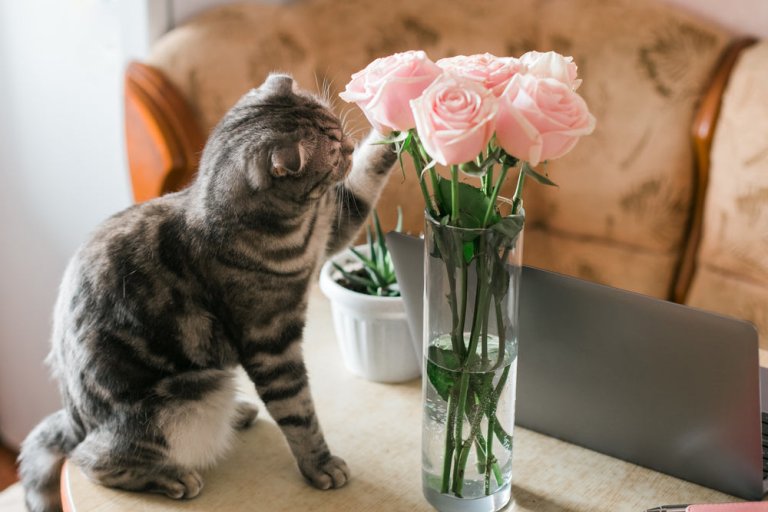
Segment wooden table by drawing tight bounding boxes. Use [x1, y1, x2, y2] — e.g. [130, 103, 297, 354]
[62, 287, 762, 512]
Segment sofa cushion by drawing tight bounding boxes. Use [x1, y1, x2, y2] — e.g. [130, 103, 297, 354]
[686, 41, 768, 346]
[147, 0, 729, 297]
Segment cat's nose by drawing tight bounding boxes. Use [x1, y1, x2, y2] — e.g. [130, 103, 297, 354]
[264, 73, 295, 95]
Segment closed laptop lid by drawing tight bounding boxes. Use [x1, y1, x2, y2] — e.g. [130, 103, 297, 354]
[386, 232, 763, 500]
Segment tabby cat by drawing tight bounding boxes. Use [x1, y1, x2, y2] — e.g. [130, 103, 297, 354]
[18, 73, 396, 512]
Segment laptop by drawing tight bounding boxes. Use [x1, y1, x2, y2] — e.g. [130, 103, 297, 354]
[386, 232, 766, 500]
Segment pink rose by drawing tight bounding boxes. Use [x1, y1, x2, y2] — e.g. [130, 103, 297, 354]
[410, 75, 498, 166]
[436, 53, 523, 96]
[495, 74, 596, 166]
[339, 50, 442, 133]
[520, 51, 582, 90]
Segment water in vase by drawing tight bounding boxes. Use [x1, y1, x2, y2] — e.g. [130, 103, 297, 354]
[422, 334, 517, 512]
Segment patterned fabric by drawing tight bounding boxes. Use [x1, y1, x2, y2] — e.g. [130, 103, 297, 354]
[147, 0, 730, 298]
[686, 41, 768, 347]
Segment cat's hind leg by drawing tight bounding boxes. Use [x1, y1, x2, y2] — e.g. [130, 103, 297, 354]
[71, 369, 242, 500]
[70, 428, 204, 499]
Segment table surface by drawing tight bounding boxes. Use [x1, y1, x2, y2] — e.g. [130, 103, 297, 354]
[63, 287, 766, 512]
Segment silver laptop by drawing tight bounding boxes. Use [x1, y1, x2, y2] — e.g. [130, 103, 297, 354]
[386, 232, 766, 500]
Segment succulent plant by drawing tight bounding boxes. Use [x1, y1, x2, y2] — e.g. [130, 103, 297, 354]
[332, 208, 402, 297]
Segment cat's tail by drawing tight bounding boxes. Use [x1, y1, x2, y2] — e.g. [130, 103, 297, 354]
[18, 409, 82, 512]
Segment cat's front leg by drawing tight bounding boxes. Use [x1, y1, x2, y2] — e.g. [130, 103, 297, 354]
[241, 326, 348, 489]
[325, 130, 397, 255]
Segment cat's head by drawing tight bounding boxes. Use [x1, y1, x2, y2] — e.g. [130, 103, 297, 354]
[201, 73, 354, 205]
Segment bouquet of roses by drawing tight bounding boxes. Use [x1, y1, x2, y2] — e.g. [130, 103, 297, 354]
[340, 50, 595, 225]
[340, 50, 595, 502]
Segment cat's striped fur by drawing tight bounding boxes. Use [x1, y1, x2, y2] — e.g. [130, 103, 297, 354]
[18, 74, 396, 512]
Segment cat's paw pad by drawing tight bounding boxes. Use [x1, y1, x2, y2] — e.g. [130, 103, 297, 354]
[300, 455, 349, 490]
[153, 471, 204, 499]
[233, 400, 259, 430]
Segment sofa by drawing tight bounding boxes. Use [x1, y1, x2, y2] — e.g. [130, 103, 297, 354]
[124, 0, 768, 346]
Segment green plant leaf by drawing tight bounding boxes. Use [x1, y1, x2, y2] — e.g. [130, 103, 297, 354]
[349, 246, 375, 268]
[462, 241, 474, 264]
[338, 207, 403, 296]
[362, 263, 387, 288]
[523, 164, 558, 187]
[332, 262, 376, 288]
[437, 178, 501, 229]
[373, 210, 387, 261]
[459, 161, 487, 177]
[426, 346, 461, 401]
[490, 216, 524, 241]
[366, 225, 374, 260]
[395, 206, 403, 233]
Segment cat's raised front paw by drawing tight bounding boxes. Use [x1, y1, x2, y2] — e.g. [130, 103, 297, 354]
[300, 454, 349, 490]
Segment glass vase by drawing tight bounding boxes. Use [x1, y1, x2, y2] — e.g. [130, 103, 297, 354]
[421, 205, 524, 512]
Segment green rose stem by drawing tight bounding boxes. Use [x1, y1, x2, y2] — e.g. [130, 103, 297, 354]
[511, 162, 529, 215]
[481, 163, 511, 227]
[451, 253, 494, 495]
[404, 136, 436, 217]
[481, 144, 495, 197]
[449, 165, 460, 224]
[484, 166, 494, 197]
[481, 289, 508, 493]
[441, 387, 459, 493]
[454, 402, 486, 496]
[457, 261, 469, 354]
[433, 230, 463, 357]
[450, 237, 516, 496]
[412, 131, 445, 212]
[408, 135, 467, 359]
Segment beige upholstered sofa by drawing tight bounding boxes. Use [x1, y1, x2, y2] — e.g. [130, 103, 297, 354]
[124, 0, 768, 346]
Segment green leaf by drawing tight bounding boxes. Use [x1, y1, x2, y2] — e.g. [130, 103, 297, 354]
[366, 225, 374, 260]
[462, 241, 474, 264]
[523, 164, 558, 187]
[372, 210, 387, 273]
[332, 262, 376, 288]
[426, 346, 461, 401]
[490, 216, 524, 241]
[349, 246, 375, 268]
[395, 206, 403, 233]
[362, 263, 387, 288]
[459, 161, 487, 177]
[437, 178, 501, 229]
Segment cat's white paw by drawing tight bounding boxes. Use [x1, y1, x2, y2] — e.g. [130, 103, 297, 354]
[233, 400, 259, 430]
[300, 455, 349, 490]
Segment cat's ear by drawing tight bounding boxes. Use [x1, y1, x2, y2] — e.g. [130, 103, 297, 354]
[270, 142, 308, 178]
[263, 73, 295, 96]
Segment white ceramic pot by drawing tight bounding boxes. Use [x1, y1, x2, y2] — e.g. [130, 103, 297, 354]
[319, 247, 421, 383]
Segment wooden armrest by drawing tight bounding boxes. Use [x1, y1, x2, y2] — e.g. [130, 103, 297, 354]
[124, 62, 206, 203]
[672, 37, 757, 303]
